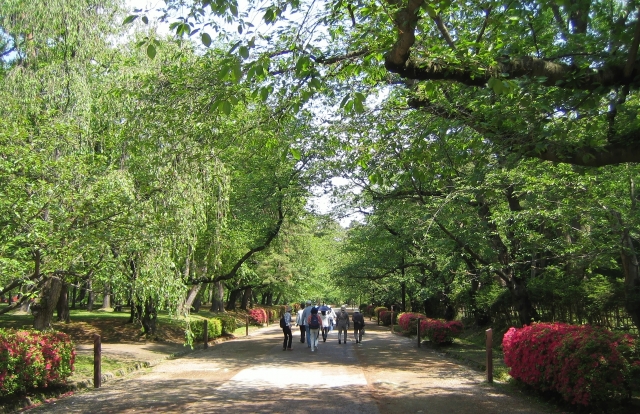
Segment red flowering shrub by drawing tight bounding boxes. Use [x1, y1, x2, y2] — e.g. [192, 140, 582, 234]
[502, 322, 637, 406]
[378, 310, 398, 326]
[0, 329, 75, 397]
[365, 305, 375, 317]
[248, 308, 268, 324]
[419, 319, 463, 345]
[373, 306, 387, 319]
[398, 312, 426, 332]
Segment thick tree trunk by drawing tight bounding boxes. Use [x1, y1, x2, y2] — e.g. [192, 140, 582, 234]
[508, 276, 539, 326]
[56, 283, 70, 323]
[128, 299, 135, 323]
[241, 287, 251, 310]
[226, 288, 242, 311]
[76, 283, 86, 305]
[71, 283, 77, 309]
[274, 292, 282, 305]
[101, 283, 111, 309]
[401, 282, 406, 312]
[621, 228, 640, 329]
[140, 299, 157, 336]
[210, 281, 225, 312]
[180, 284, 201, 315]
[266, 292, 273, 306]
[32, 277, 63, 330]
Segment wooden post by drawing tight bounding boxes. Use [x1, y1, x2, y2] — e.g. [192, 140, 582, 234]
[377, 310, 380, 326]
[93, 334, 101, 388]
[417, 318, 421, 347]
[390, 311, 394, 332]
[246, 315, 249, 336]
[486, 328, 493, 383]
[203, 319, 209, 349]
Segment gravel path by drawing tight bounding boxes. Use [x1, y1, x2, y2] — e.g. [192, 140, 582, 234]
[27, 324, 556, 413]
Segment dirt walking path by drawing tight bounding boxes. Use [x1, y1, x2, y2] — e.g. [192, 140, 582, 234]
[26, 324, 556, 413]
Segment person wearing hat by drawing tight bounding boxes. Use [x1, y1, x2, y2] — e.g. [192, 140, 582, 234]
[300, 300, 314, 348]
[296, 302, 306, 344]
[282, 306, 293, 351]
[336, 305, 350, 344]
[352, 308, 365, 344]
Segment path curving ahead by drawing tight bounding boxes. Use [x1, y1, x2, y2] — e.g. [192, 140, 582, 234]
[27, 324, 554, 413]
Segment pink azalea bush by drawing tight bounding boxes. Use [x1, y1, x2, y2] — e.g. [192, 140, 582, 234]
[248, 308, 268, 324]
[419, 318, 463, 344]
[0, 329, 75, 397]
[398, 312, 426, 332]
[378, 310, 398, 326]
[365, 305, 376, 317]
[502, 322, 638, 406]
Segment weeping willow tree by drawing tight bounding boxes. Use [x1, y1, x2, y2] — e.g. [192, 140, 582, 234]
[0, 1, 236, 332]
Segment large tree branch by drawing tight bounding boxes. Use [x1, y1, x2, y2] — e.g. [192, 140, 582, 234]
[388, 55, 633, 91]
[194, 198, 286, 285]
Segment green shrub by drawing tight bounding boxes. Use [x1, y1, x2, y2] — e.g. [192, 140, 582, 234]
[374, 306, 387, 318]
[191, 318, 223, 341]
[215, 314, 237, 334]
[0, 329, 75, 397]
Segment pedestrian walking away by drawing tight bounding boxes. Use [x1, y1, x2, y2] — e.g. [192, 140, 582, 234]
[301, 300, 313, 348]
[296, 302, 306, 343]
[320, 310, 331, 342]
[307, 307, 321, 352]
[352, 308, 365, 344]
[282, 306, 293, 350]
[336, 305, 350, 344]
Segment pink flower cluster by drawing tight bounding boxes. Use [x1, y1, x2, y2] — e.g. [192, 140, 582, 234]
[397, 312, 426, 331]
[418, 318, 463, 345]
[502, 322, 637, 406]
[0, 329, 75, 397]
[248, 308, 268, 324]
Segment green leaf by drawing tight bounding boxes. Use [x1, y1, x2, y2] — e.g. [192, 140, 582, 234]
[260, 86, 270, 102]
[123, 15, 138, 25]
[239, 46, 249, 59]
[201, 33, 212, 47]
[354, 99, 365, 113]
[146, 44, 156, 59]
[141, 16, 149, 25]
[232, 62, 242, 82]
[290, 148, 301, 160]
[221, 101, 232, 115]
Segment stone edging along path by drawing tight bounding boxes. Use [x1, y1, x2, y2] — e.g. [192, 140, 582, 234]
[23, 322, 556, 413]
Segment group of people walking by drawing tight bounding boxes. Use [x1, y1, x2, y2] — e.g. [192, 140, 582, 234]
[280, 301, 366, 351]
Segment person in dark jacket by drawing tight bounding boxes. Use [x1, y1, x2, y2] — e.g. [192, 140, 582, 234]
[352, 309, 365, 344]
[282, 306, 293, 350]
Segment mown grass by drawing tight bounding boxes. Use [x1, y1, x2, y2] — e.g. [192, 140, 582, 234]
[72, 355, 137, 380]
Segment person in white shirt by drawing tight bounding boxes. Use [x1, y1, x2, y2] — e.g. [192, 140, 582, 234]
[296, 302, 306, 343]
[320, 310, 331, 342]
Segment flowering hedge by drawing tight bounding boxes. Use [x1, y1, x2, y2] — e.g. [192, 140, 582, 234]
[248, 308, 268, 324]
[419, 319, 463, 345]
[378, 310, 398, 326]
[365, 305, 375, 317]
[397, 312, 426, 332]
[373, 306, 387, 319]
[503, 322, 638, 406]
[0, 329, 75, 397]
